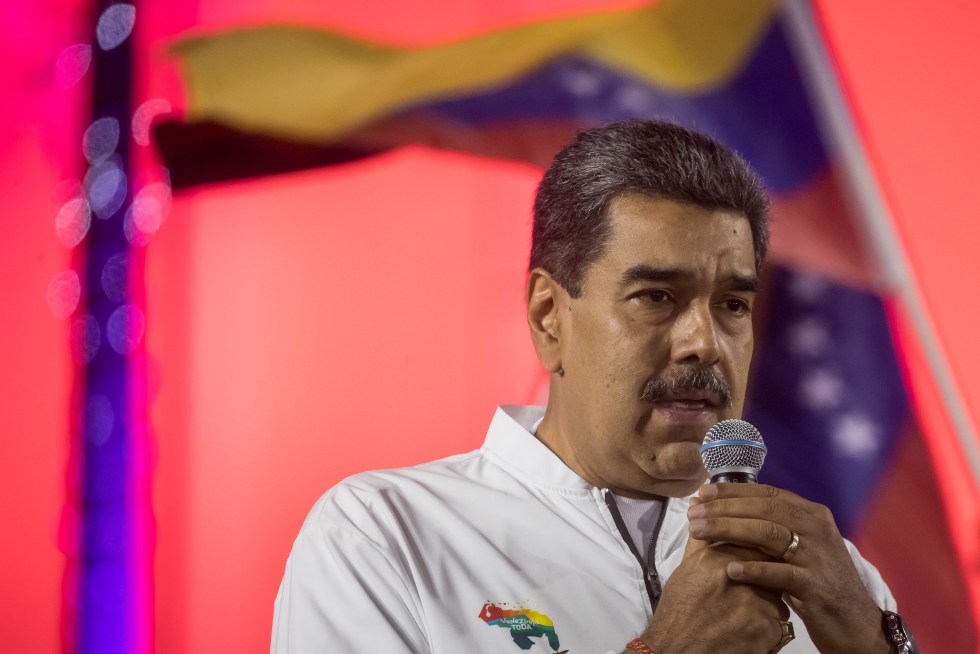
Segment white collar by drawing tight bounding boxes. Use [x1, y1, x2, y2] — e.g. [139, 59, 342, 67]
[480, 405, 595, 493]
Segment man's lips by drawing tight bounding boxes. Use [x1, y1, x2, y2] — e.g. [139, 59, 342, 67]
[653, 400, 713, 411]
[649, 397, 719, 424]
[650, 392, 722, 409]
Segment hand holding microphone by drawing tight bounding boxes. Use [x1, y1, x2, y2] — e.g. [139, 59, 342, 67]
[635, 419, 790, 654]
[690, 419, 894, 654]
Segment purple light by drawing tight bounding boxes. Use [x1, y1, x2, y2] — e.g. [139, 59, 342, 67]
[100, 253, 129, 303]
[69, 315, 101, 365]
[84, 395, 115, 447]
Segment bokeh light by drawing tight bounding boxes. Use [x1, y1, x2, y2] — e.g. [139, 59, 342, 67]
[132, 99, 173, 147]
[55, 197, 92, 248]
[55, 44, 92, 89]
[100, 253, 129, 303]
[96, 4, 136, 51]
[47, 270, 81, 320]
[85, 159, 128, 220]
[124, 182, 171, 246]
[124, 197, 161, 246]
[106, 304, 145, 355]
[70, 315, 102, 365]
[83, 118, 121, 165]
[138, 179, 172, 216]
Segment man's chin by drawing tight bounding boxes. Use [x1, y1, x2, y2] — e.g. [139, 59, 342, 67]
[635, 443, 709, 497]
[649, 474, 707, 498]
[625, 460, 707, 498]
[611, 477, 703, 499]
[643, 411, 735, 454]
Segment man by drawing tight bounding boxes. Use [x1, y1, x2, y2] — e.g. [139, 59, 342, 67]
[272, 120, 914, 653]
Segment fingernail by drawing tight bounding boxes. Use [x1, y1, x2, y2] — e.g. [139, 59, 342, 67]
[687, 503, 704, 518]
[699, 484, 718, 499]
[728, 562, 744, 579]
[689, 519, 706, 536]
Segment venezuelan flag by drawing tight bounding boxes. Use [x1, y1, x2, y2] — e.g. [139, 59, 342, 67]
[158, 0, 865, 283]
[159, 0, 788, 187]
[155, 0, 976, 649]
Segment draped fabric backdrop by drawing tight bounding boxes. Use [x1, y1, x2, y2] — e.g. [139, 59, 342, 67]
[2, 0, 980, 652]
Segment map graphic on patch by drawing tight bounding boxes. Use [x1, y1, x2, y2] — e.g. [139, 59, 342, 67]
[478, 602, 566, 651]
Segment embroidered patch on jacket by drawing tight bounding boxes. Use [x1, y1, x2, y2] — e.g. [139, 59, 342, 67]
[478, 602, 566, 652]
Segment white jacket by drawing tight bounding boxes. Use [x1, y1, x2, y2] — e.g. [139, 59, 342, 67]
[272, 405, 895, 653]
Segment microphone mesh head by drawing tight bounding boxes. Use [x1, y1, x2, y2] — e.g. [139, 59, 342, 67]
[700, 419, 766, 475]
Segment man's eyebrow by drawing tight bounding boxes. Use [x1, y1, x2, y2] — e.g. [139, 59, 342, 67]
[725, 274, 761, 294]
[619, 265, 760, 293]
[619, 265, 692, 288]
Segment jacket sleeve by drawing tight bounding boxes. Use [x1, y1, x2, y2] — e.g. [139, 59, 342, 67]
[271, 498, 429, 653]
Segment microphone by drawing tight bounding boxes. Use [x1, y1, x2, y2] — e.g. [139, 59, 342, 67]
[700, 419, 767, 484]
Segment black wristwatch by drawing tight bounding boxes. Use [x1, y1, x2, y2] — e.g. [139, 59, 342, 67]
[882, 610, 918, 653]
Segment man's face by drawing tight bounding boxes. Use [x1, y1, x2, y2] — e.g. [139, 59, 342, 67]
[548, 193, 758, 498]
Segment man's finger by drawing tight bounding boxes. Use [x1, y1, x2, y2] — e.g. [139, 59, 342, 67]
[699, 483, 803, 503]
[689, 496, 815, 524]
[682, 497, 709, 556]
[689, 516, 800, 559]
[682, 528, 710, 556]
[727, 560, 810, 597]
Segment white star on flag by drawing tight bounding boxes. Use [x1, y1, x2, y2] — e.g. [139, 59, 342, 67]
[560, 68, 603, 97]
[799, 369, 844, 410]
[614, 84, 655, 113]
[788, 271, 829, 303]
[786, 317, 830, 357]
[831, 413, 881, 461]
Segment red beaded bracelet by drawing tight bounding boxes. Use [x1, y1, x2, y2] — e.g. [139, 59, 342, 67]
[627, 638, 655, 654]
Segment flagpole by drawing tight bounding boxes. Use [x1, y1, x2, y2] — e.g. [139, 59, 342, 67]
[780, 0, 980, 492]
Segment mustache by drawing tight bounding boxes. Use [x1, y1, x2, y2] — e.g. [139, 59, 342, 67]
[640, 367, 732, 408]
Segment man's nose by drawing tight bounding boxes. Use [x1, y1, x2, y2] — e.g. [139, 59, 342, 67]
[670, 302, 722, 366]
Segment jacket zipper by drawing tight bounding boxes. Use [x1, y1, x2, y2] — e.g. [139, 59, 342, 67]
[603, 490, 669, 615]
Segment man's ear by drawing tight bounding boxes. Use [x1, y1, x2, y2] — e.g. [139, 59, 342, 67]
[526, 268, 565, 374]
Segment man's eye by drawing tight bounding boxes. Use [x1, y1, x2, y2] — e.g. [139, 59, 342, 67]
[641, 290, 671, 303]
[723, 298, 750, 315]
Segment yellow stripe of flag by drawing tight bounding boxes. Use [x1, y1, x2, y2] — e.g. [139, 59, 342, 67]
[171, 0, 775, 142]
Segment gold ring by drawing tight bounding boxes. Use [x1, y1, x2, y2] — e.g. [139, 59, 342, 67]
[781, 531, 801, 562]
[774, 620, 795, 651]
